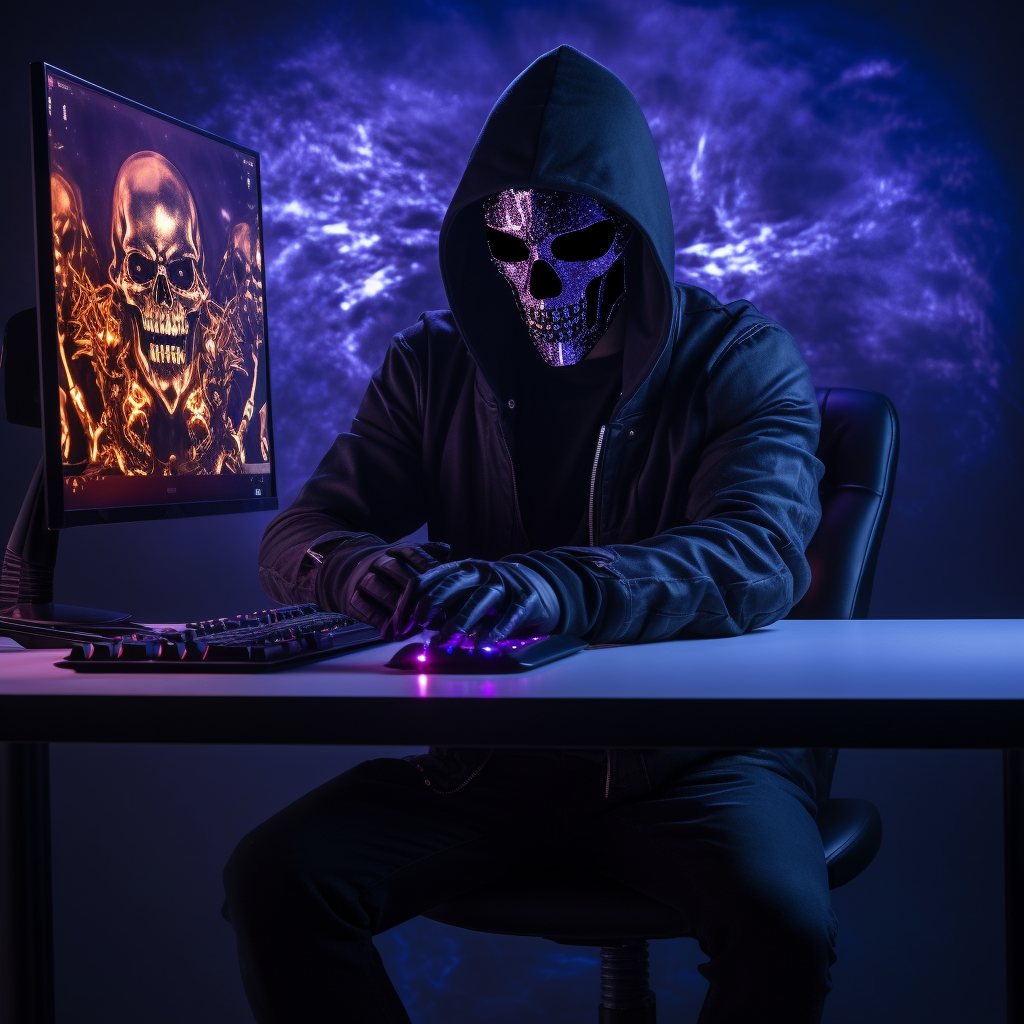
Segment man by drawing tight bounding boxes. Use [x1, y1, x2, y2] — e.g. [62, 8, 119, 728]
[224, 46, 834, 1022]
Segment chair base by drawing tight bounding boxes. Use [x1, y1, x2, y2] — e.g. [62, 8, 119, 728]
[598, 994, 656, 1023]
[598, 941, 657, 1023]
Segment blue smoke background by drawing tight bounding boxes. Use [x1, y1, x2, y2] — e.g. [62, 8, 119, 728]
[192, 2, 1010, 518]
[175, 0, 1021, 621]
[0, 0, 1020, 1021]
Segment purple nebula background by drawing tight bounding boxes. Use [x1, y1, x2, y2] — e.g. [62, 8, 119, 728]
[185, 1, 1009, 524]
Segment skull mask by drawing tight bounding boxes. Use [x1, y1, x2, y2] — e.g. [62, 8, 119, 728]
[110, 152, 209, 414]
[482, 189, 631, 366]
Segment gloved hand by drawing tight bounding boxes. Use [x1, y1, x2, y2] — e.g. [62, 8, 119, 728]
[390, 558, 561, 642]
[322, 541, 453, 636]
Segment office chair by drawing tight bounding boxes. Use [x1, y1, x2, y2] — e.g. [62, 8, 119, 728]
[423, 387, 900, 1022]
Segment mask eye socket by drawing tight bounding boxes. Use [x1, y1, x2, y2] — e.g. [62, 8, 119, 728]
[486, 228, 530, 262]
[166, 258, 196, 290]
[550, 220, 616, 262]
[127, 253, 157, 284]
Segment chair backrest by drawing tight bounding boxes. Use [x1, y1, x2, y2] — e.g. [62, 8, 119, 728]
[788, 387, 899, 620]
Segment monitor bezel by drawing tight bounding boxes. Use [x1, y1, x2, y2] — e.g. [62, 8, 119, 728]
[29, 61, 279, 529]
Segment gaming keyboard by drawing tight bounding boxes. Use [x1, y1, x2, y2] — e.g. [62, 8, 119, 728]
[387, 633, 588, 673]
[60, 604, 380, 672]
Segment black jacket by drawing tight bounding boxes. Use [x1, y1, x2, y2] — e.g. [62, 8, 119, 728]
[259, 47, 826, 799]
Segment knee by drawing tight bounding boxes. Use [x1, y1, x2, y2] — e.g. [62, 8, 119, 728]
[223, 817, 296, 920]
[696, 875, 837, 1016]
[762, 886, 835, 960]
[731, 873, 837, 977]
[223, 804, 353, 932]
[701, 853, 836, 961]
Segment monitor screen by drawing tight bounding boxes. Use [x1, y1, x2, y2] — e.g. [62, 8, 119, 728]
[30, 63, 277, 527]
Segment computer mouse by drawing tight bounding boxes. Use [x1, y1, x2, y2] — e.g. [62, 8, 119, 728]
[387, 633, 587, 673]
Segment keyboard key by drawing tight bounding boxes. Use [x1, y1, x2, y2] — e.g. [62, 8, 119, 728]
[121, 641, 164, 660]
[251, 639, 304, 662]
[69, 640, 122, 660]
[184, 639, 209, 661]
[206, 644, 253, 662]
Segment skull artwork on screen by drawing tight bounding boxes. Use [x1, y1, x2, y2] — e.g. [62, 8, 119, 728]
[110, 152, 209, 416]
[51, 152, 266, 477]
[483, 189, 631, 366]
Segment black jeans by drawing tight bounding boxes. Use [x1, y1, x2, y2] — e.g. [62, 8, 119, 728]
[223, 750, 838, 1023]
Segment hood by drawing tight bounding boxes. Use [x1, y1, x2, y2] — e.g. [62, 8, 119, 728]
[439, 45, 676, 410]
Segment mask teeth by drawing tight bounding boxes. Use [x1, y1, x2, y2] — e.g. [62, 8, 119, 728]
[525, 300, 584, 337]
[523, 298, 599, 366]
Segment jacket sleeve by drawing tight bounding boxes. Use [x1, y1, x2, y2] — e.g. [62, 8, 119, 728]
[257, 331, 427, 605]
[514, 323, 823, 642]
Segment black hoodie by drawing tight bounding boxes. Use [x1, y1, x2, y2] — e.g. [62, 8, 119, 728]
[259, 45, 823, 652]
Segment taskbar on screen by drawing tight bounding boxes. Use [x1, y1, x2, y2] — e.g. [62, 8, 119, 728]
[63, 467, 273, 511]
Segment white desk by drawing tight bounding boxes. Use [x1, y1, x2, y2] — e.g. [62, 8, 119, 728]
[1, 619, 1022, 745]
[2, 618, 1023, 1023]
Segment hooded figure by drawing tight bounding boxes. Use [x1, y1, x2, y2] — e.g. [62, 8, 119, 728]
[259, 44, 823, 648]
[232, 47, 836, 1022]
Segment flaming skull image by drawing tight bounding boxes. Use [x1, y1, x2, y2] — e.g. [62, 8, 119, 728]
[111, 153, 209, 416]
[51, 152, 267, 477]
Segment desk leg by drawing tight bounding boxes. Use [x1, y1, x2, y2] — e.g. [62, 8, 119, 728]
[1005, 749, 1024, 1024]
[0, 743, 55, 1024]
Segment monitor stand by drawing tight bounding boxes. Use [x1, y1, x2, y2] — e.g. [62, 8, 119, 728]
[0, 457, 132, 630]
[1, 307, 132, 644]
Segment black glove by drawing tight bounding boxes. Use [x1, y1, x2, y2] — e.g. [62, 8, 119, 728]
[349, 542, 455, 636]
[391, 558, 561, 642]
[316, 539, 452, 636]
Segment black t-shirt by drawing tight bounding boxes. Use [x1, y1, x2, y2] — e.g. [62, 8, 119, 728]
[513, 350, 623, 551]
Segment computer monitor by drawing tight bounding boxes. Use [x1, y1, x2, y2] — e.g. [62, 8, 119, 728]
[0, 62, 277, 626]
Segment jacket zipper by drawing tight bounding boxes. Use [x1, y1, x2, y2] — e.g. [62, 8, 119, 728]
[588, 424, 607, 546]
[428, 752, 493, 794]
[498, 427, 524, 544]
[605, 751, 612, 799]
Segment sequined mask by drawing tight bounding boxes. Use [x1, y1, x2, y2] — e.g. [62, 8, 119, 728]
[483, 189, 631, 366]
